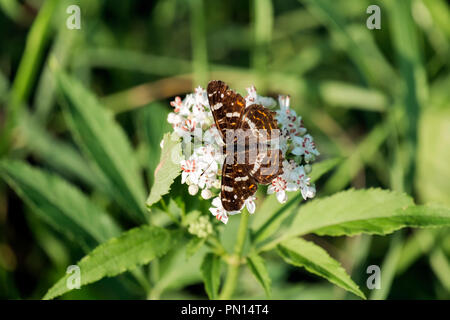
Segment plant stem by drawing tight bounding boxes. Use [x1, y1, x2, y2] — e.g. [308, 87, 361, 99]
[219, 211, 250, 300]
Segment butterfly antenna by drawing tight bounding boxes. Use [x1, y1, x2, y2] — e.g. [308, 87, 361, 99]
[199, 160, 216, 178]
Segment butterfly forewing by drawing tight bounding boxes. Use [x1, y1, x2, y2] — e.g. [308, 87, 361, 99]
[207, 80, 246, 139]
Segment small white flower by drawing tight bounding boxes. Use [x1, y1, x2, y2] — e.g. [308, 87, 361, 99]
[194, 86, 209, 107]
[268, 176, 288, 203]
[203, 126, 223, 147]
[209, 197, 229, 224]
[245, 85, 276, 108]
[291, 165, 316, 200]
[188, 184, 199, 195]
[167, 112, 183, 126]
[276, 95, 307, 139]
[170, 96, 183, 113]
[302, 183, 316, 200]
[170, 96, 190, 116]
[181, 159, 200, 185]
[201, 188, 213, 199]
[244, 196, 256, 214]
[292, 134, 320, 162]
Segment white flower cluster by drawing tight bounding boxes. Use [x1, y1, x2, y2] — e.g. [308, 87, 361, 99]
[167, 85, 319, 224]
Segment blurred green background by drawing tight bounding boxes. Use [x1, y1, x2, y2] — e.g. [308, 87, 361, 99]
[0, 0, 449, 299]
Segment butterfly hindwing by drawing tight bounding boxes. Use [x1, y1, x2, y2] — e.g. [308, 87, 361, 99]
[240, 104, 279, 139]
[207, 80, 246, 139]
[250, 149, 284, 185]
[241, 104, 284, 184]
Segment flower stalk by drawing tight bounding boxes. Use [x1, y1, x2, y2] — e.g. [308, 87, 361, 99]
[219, 211, 250, 300]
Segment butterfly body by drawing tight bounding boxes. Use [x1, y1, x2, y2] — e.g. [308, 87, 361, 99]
[207, 80, 283, 211]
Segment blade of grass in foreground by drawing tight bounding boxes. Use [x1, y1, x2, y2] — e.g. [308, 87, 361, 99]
[0, 0, 59, 154]
[0, 160, 121, 250]
[56, 72, 148, 223]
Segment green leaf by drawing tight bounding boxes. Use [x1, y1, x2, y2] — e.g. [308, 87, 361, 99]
[277, 238, 365, 299]
[43, 226, 173, 300]
[246, 252, 271, 297]
[0, 160, 121, 250]
[288, 188, 416, 237]
[146, 132, 182, 208]
[56, 72, 147, 223]
[200, 252, 222, 300]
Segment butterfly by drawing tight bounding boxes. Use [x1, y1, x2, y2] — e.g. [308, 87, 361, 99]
[207, 80, 284, 211]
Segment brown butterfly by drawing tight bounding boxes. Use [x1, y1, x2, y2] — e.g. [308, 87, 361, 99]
[207, 80, 283, 211]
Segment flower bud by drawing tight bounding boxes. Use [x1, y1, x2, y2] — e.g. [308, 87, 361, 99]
[201, 189, 213, 199]
[304, 164, 312, 174]
[188, 184, 199, 195]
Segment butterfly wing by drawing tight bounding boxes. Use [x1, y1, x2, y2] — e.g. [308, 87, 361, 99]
[207, 80, 246, 139]
[221, 161, 258, 211]
[250, 149, 284, 185]
[240, 104, 279, 137]
[241, 104, 284, 184]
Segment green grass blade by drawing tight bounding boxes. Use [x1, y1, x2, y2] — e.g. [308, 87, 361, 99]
[0, 0, 59, 154]
[0, 160, 121, 249]
[189, 0, 208, 86]
[318, 81, 388, 112]
[252, 0, 273, 86]
[429, 247, 450, 292]
[19, 112, 108, 191]
[323, 123, 390, 194]
[370, 232, 404, 300]
[56, 72, 147, 223]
